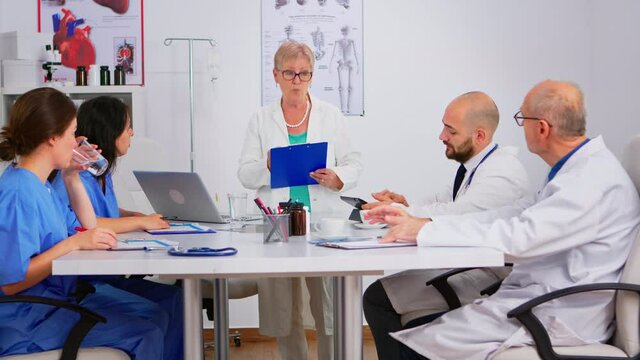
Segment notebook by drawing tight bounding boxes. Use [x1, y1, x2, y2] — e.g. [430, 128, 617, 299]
[133, 171, 228, 223]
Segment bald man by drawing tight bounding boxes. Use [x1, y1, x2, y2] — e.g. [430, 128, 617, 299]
[368, 80, 640, 359]
[363, 91, 530, 360]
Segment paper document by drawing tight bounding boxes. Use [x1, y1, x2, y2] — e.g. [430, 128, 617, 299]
[270, 142, 328, 188]
[317, 239, 416, 250]
[110, 239, 179, 251]
[309, 236, 377, 245]
[146, 223, 215, 235]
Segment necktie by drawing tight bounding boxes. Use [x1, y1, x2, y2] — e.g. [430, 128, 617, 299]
[452, 164, 467, 201]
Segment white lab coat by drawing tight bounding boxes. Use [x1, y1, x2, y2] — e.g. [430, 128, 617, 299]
[237, 95, 362, 337]
[381, 144, 530, 315]
[392, 136, 640, 360]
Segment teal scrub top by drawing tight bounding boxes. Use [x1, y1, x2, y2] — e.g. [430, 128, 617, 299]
[288, 132, 311, 211]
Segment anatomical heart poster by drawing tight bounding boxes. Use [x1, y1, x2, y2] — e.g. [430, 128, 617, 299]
[38, 0, 144, 85]
[262, 0, 364, 116]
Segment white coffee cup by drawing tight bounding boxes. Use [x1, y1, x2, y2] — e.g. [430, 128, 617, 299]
[312, 218, 347, 237]
[359, 209, 370, 223]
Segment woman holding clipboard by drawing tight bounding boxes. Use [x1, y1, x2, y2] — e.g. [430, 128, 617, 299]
[238, 41, 362, 359]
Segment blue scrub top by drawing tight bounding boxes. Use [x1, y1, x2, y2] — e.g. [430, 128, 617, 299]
[0, 164, 82, 352]
[52, 171, 120, 218]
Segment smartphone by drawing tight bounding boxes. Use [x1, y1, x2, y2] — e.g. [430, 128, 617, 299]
[340, 196, 367, 210]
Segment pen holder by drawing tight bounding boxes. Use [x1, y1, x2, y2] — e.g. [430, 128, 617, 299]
[263, 214, 290, 243]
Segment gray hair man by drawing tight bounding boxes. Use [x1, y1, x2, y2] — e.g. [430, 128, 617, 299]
[367, 80, 640, 359]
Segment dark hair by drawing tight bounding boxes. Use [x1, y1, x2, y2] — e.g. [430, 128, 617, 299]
[0, 87, 76, 161]
[76, 96, 130, 177]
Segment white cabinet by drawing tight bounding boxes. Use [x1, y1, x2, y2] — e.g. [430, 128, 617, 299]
[1, 85, 146, 135]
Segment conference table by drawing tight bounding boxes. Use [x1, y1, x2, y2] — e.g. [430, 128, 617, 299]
[52, 223, 504, 360]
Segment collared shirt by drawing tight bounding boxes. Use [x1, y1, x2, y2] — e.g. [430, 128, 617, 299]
[547, 138, 591, 182]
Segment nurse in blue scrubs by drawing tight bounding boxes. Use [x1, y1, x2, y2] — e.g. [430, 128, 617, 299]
[52, 96, 169, 232]
[0, 88, 180, 359]
[51, 96, 184, 358]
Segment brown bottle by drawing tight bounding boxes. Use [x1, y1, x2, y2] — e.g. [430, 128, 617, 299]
[289, 202, 306, 236]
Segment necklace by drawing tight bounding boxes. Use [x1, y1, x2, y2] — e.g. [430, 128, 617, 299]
[285, 99, 310, 128]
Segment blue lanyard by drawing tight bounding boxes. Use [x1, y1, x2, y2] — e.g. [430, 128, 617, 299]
[168, 247, 238, 257]
[465, 144, 499, 188]
[547, 138, 590, 182]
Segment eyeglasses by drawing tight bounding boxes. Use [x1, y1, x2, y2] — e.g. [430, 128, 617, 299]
[513, 110, 551, 127]
[281, 70, 313, 82]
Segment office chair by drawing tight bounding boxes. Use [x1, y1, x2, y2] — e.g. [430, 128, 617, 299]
[489, 134, 640, 360]
[0, 295, 129, 360]
[492, 231, 640, 359]
[201, 278, 259, 347]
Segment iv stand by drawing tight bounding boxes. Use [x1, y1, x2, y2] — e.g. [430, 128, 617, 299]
[163, 37, 216, 173]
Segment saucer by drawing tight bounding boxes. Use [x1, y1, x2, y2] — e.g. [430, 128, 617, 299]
[354, 222, 387, 230]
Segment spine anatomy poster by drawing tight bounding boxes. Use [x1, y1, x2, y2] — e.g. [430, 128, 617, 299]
[38, 0, 144, 85]
[262, 0, 364, 116]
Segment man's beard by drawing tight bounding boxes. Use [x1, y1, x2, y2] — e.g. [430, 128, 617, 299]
[445, 137, 474, 163]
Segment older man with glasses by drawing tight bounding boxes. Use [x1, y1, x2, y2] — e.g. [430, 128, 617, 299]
[366, 80, 640, 360]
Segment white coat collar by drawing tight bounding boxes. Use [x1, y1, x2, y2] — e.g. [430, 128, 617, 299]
[463, 142, 497, 172]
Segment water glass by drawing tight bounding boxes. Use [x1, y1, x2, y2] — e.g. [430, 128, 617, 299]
[72, 139, 109, 176]
[228, 192, 248, 228]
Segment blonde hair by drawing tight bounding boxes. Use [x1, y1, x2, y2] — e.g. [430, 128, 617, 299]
[273, 41, 314, 70]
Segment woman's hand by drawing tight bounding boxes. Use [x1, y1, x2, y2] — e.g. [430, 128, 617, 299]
[310, 168, 344, 191]
[69, 227, 118, 250]
[138, 214, 170, 231]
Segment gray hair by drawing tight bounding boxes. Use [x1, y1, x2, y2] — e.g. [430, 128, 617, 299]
[528, 80, 586, 137]
[273, 41, 314, 70]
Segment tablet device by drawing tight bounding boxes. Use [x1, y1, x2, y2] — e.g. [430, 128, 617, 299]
[340, 196, 367, 210]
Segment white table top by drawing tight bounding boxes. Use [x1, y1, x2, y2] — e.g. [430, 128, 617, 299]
[53, 224, 504, 278]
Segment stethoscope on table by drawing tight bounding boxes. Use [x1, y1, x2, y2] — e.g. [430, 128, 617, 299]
[168, 247, 238, 257]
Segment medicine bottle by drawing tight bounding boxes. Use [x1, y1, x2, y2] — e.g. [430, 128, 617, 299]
[289, 202, 306, 236]
[76, 66, 87, 86]
[114, 65, 126, 85]
[100, 66, 110, 85]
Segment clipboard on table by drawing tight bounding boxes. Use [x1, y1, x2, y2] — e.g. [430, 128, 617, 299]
[145, 223, 216, 235]
[270, 142, 328, 189]
[317, 239, 416, 250]
[110, 239, 179, 251]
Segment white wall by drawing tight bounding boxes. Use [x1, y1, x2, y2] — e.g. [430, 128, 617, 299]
[2, 0, 640, 328]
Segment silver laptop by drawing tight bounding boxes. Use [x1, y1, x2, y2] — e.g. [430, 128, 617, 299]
[133, 171, 227, 223]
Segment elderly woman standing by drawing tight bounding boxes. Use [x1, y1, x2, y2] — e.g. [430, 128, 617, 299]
[238, 41, 362, 359]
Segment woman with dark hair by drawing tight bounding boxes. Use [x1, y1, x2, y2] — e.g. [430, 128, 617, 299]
[0, 87, 180, 359]
[53, 96, 169, 232]
[51, 95, 184, 359]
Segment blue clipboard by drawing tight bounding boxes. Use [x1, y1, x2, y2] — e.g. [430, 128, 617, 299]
[145, 223, 216, 235]
[270, 142, 328, 189]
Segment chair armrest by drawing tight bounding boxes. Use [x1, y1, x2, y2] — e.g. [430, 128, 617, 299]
[425, 268, 475, 310]
[480, 279, 504, 296]
[0, 295, 107, 360]
[506, 283, 640, 360]
[425, 264, 513, 310]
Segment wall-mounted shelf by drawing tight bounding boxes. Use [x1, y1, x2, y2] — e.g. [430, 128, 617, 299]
[1, 85, 146, 134]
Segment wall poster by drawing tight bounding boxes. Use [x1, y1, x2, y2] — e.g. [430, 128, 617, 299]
[38, 0, 144, 85]
[262, 0, 364, 116]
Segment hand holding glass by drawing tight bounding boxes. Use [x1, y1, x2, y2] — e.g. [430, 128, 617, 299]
[72, 139, 108, 176]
